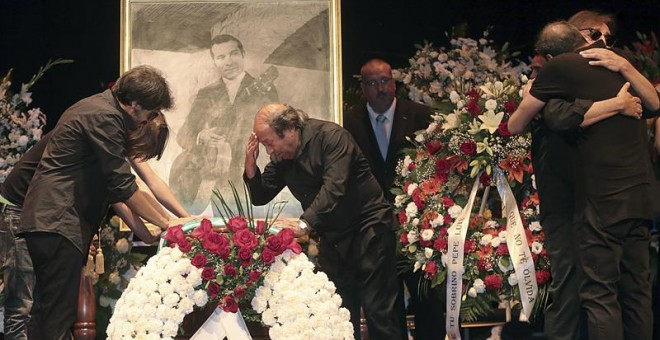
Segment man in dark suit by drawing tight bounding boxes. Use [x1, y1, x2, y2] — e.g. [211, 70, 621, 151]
[244, 103, 401, 340]
[344, 59, 443, 340]
[508, 21, 659, 340]
[171, 34, 278, 213]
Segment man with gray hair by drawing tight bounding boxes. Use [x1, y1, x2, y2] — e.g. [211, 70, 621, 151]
[508, 20, 659, 340]
[244, 103, 401, 339]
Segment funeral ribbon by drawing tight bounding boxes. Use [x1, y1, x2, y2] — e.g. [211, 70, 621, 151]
[494, 167, 538, 322]
[445, 176, 481, 340]
[445, 168, 538, 339]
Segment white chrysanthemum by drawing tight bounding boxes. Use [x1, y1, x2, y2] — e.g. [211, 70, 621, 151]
[498, 230, 508, 243]
[473, 278, 486, 293]
[508, 274, 518, 286]
[490, 237, 501, 248]
[480, 234, 493, 246]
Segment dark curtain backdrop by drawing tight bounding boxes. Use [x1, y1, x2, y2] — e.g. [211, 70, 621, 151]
[1, 0, 658, 132]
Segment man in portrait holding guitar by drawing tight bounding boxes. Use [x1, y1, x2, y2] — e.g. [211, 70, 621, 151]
[171, 34, 278, 214]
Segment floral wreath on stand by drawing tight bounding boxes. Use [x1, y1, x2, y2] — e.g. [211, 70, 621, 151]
[107, 185, 353, 340]
[393, 78, 551, 329]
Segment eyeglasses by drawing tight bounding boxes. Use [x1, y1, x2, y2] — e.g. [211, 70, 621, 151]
[581, 28, 615, 47]
[362, 78, 392, 87]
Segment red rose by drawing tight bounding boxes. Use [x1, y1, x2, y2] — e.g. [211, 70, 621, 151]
[191, 253, 207, 268]
[224, 264, 237, 276]
[178, 240, 192, 253]
[249, 270, 262, 282]
[400, 232, 409, 246]
[484, 274, 503, 290]
[261, 248, 276, 264]
[163, 225, 185, 245]
[433, 237, 447, 252]
[466, 99, 482, 117]
[221, 295, 238, 313]
[191, 218, 213, 240]
[439, 227, 448, 236]
[217, 245, 231, 260]
[497, 122, 511, 137]
[226, 216, 248, 233]
[408, 162, 416, 171]
[238, 247, 253, 263]
[443, 214, 453, 225]
[234, 285, 246, 299]
[459, 141, 477, 155]
[425, 140, 443, 155]
[201, 267, 215, 281]
[503, 101, 517, 114]
[255, 220, 267, 235]
[436, 159, 451, 175]
[278, 228, 295, 247]
[203, 232, 229, 254]
[233, 229, 258, 250]
[412, 193, 426, 210]
[266, 235, 284, 253]
[207, 282, 221, 298]
[424, 261, 438, 279]
[496, 243, 509, 256]
[441, 196, 454, 208]
[536, 270, 552, 285]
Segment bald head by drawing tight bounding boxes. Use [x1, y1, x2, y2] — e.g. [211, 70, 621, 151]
[535, 21, 586, 57]
[360, 58, 396, 113]
[254, 103, 308, 138]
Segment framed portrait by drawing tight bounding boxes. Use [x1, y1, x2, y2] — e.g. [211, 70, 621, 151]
[120, 0, 342, 218]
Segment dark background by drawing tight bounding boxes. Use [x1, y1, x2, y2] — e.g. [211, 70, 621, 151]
[1, 0, 659, 132]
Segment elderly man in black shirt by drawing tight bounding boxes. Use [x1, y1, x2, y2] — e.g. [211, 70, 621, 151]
[244, 103, 401, 340]
[509, 21, 659, 340]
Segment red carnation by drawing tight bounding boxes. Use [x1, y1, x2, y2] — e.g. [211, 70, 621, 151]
[441, 196, 454, 208]
[503, 101, 517, 114]
[459, 141, 477, 156]
[221, 295, 238, 313]
[477, 258, 492, 271]
[464, 240, 476, 253]
[536, 270, 552, 285]
[436, 159, 451, 175]
[466, 100, 482, 117]
[424, 261, 438, 279]
[425, 140, 443, 155]
[226, 216, 248, 233]
[398, 211, 408, 225]
[496, 243, 509, 256]
[400, 233, 409, 246]
[443, 214, 453, 225]
[201, 267, 215, 281]
[224, 264, 237, 276]
[497, 122, 512, 137]
[191, 253, 207, 268]
[433, 238, 448, 252]
[484, 274, 503, 290]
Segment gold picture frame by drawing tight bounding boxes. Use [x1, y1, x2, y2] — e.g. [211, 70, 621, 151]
[120, 0, 342, 218]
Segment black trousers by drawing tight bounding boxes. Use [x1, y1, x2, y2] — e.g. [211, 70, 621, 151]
[579, 209, 652, 340]
[542, 214, 584, 340]
[24, 232, 83, 340]
[318, 227, 401, 340]
[398, 270, 446, 340]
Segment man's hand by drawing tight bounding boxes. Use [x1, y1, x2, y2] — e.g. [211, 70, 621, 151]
[580, 48, 630, 73]
[522, 78, 534, 98]
[272, 219, 309, 238]
[616, 82, 643, 119]
[655, 118, 660, 154]
[167, 216, 199, 228]
[244, 132, 259, 179]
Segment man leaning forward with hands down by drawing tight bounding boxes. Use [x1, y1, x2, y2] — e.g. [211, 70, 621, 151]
[243, 103, 401, 339]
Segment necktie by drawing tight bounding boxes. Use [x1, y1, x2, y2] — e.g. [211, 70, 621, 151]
[374, 114, 389, 160]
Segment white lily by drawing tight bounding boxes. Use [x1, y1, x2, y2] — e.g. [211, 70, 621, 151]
[478, 110, 504, 134]
[477, 137, 493, 156]
[442, 112, 460, 130]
